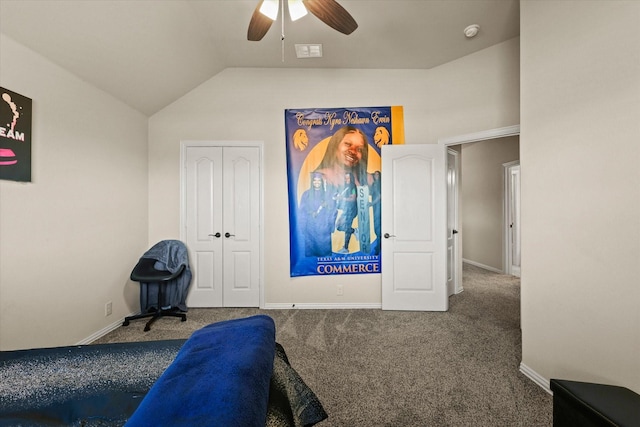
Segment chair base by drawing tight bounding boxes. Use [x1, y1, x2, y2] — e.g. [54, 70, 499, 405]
[123, 308, 187, 332]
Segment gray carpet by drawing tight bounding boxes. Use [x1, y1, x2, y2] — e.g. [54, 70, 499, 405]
[94, 263, 553, 426]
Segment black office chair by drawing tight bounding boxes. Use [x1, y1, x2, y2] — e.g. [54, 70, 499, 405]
[123, 258, 187, 332]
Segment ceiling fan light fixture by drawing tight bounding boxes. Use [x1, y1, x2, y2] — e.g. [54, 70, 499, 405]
[248, 0, 358, 41]
[259, 0, 279, 20]
[288, 0, 308, 21]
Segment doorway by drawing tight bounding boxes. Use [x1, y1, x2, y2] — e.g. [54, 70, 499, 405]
[440, 125, 520, 292]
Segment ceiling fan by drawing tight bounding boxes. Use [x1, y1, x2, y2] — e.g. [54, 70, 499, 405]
[247, 0, 358, 41]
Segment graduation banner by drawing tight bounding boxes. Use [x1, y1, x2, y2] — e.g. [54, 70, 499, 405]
[285, 106, 405, 277]
[0, 87, 32, 182]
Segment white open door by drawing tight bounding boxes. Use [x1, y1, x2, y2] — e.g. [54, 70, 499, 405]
[381, 144, 448, 311]
[504, 162, 521, 277]
[446, 148, 461, 296]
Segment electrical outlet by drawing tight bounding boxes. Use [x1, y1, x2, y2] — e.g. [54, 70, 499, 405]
[337, 284, 344, 296]
[105, 301, 112, 317]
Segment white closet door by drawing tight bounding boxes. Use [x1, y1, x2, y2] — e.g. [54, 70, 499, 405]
[221, 146, 261, 307]
[184, 144, 261, 307]
[185, 146, 224, 307]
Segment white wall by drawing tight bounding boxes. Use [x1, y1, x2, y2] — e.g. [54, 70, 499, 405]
[148, 38, 520, 307]
[520, 1, 640, 392]
[461, 136, 519, 270]
[0, 35, 149, 350]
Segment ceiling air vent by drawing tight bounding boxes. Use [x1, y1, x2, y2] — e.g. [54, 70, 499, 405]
[295, 44, 323, 58]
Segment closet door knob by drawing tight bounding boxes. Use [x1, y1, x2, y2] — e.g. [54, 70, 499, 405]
[225, 232, 235, 238]
[383, 233, 395, 239]
[208, 232, 221, 238]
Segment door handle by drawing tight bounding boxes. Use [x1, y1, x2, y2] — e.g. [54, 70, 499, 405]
[225, 232, 235, 238]
[452, 229, 458, 235]
[383, 233, 395, 239]
[208, 232, 221, 238]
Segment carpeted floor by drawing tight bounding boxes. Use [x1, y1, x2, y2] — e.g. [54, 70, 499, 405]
[94, 263, 553, 426]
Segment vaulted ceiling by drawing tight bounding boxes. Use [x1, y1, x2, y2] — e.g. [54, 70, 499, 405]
[0, 0, 519, 115]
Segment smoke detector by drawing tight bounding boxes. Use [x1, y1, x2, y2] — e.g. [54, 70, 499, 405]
[464, 24, 480, 38]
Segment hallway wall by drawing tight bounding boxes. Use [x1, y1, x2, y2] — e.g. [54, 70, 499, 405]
[461, 136, 519, 271]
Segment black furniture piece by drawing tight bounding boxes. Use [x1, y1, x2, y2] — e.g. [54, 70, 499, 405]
[551, 379, 640, 427]
[123, 258, 187, 331]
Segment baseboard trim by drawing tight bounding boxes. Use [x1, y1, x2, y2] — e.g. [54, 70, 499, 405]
[77, 311, 138, 345]
[263, 303, 382, 310]
[77, 319, 124, 345]
[519, 362, 552, 395]
[462, 259, 503, 274]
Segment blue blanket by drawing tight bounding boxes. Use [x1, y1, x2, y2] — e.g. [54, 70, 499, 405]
[125, 315, 276, 427]
[139, 240, 192, 312]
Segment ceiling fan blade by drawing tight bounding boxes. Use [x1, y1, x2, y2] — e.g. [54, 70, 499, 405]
[248, 0, 275, 41]
[302, 0, 358, 35]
